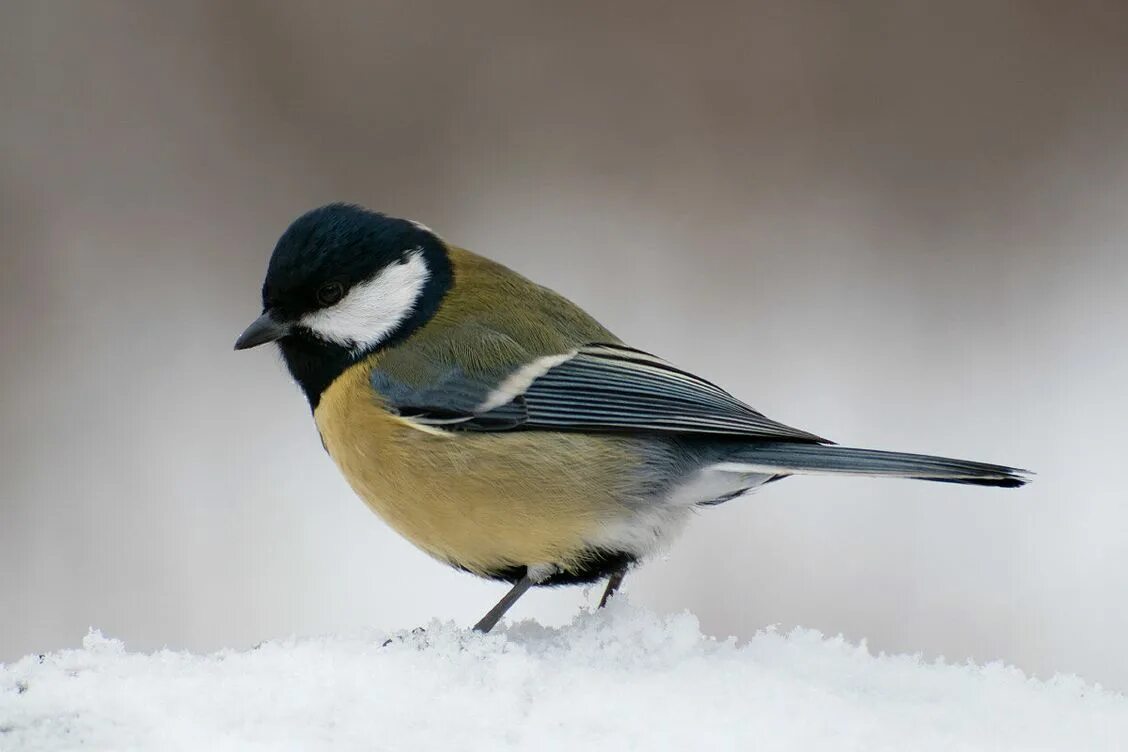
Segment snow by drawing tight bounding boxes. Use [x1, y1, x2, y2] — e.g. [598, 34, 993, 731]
[2, 603, 1126, 751]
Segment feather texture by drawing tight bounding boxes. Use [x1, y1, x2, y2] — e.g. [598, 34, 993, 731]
[712, 443, 1030, 487]
[371, 341, 825, 442]
[466, 343, 827, 441]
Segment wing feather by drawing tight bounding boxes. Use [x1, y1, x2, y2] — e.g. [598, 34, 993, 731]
[464, 343, 827, 442]
[371, 338, 826, 442]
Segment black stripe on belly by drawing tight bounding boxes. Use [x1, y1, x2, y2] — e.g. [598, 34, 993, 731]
[463, 549, 638, 586]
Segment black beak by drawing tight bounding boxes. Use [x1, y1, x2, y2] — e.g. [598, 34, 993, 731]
[234, 311, 292, 350]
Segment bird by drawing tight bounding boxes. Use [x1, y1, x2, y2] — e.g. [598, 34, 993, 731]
[235, 203, 1029, 633]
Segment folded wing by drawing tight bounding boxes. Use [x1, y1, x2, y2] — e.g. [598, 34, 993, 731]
[379, 341, 827, 442]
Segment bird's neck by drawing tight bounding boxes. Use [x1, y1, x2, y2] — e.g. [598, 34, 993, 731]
[280, 239, 454, 410]
[277, 337, 359, 410]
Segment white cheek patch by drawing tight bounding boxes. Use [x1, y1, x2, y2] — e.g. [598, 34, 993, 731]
[301, 250, 430, 351]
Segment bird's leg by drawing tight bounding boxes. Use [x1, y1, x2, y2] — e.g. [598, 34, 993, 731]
[473, 574, 536, 633]
[598, 567, 627, 609]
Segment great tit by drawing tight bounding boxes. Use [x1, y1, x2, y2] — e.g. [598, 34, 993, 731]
[235, 203, 1029, 632]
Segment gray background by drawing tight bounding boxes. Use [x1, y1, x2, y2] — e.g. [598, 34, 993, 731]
[3, 1, 1127, 689]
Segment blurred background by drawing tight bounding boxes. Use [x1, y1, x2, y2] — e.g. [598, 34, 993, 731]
[3, 1, 1127, 689]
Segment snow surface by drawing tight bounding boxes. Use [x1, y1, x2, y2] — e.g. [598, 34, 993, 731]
[2, 603, 1126, 751]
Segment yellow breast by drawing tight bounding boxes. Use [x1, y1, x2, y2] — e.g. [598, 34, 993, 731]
[313, 359, 640, 577]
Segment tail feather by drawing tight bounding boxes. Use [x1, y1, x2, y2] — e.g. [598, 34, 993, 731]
[716, 443, 1030, 488]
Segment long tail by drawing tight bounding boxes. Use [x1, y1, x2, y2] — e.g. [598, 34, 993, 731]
[718, 443, 1030, 488]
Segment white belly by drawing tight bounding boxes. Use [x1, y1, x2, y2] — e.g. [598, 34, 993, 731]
[585, 466, 776, 561]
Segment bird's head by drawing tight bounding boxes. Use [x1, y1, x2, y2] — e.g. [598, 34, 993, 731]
[235, 203, 452, 405]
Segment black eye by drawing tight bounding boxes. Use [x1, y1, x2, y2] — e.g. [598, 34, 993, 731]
[316, 281, 345, 306]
